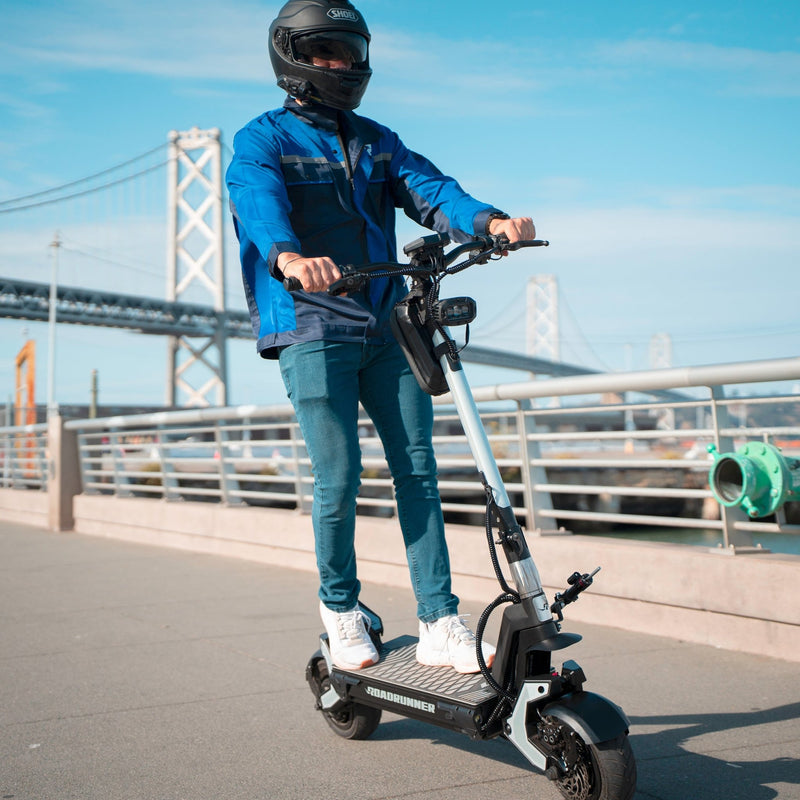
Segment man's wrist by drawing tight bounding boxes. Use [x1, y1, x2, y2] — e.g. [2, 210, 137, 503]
[485, 212, 510, 234]
[275, 252, 303, 279]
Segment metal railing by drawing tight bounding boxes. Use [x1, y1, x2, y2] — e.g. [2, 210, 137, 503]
[0, 422, 49, 490]
[3, 356, 798, 552]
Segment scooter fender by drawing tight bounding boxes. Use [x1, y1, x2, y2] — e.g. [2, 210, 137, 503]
[542, 690, 630, 744]
[306, 644, 350, 713]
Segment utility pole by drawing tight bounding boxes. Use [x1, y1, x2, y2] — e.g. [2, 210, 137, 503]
[47, 232, 61, 417]
[90, 369, 98, 419]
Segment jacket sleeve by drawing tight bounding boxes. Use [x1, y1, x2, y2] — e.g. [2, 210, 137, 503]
[387, 133, 503, 243]
[225, 121, 301, 275]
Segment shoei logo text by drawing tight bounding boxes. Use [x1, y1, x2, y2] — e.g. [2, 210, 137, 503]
[365, 687, 435, 714]
[328, 8, 360, 21]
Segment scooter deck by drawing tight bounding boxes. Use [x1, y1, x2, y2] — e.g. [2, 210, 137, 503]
[334, 634, 497, 707]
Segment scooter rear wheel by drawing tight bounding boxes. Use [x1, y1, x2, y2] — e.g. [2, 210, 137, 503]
[538, 716, 636, 800]
[307, 655, 382, 740]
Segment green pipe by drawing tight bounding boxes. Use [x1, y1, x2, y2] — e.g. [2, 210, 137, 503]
[707, 442, 800, 518]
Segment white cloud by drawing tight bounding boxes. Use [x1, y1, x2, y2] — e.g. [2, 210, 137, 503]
[0, 4, 571, 104]
[6, 1, 795, 118]
[657, 185, 800, 214]
[1, 0, 275, 81]
[593, 39, 800, 96]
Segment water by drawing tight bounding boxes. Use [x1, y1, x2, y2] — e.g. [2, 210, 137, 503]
[593, 526, 800, 556]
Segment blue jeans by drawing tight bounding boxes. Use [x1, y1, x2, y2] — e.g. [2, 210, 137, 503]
[279, 339, 459, 623]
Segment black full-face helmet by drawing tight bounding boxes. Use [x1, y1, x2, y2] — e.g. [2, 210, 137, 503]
[269, 0, 372, 110]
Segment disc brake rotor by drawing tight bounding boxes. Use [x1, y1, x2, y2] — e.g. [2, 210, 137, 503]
[536, 715, 596, 800]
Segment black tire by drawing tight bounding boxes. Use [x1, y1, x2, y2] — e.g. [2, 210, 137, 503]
[538, 716, 636, 800]
[306, 656, 382, 740]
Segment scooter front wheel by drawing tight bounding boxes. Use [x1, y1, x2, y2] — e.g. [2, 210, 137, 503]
[307, 655, 382, 740]
[537, 716, 636, 800]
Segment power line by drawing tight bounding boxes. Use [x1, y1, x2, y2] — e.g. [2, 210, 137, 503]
[556, 284, 615, 372]
[59, 237, 246, 308]
[0, 160, 171, 215]
[59, 243, 164, 281]
[475, 296, 526, 338]
[0, 143, 167, 210]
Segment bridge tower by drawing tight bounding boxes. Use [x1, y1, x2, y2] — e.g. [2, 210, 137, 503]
[165, 127, 228, 407]
[649, 332, 673, 370]
[526, 274, 560, 407]
[649, 332, 675, 430]
[526, 275, 560, 364]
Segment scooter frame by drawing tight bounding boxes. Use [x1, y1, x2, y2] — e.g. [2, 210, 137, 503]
[303, 233, 636, 800]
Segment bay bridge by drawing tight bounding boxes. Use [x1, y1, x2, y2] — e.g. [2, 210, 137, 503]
[1, 126, 653, 412]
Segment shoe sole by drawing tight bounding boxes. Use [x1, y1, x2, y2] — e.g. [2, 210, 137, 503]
[331, 654, 379, 670]
[416, 651, 495, 674]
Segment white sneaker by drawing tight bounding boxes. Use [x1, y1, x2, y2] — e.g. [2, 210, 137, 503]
[319, 601, 379, 670]
[416, 615, 496, 674]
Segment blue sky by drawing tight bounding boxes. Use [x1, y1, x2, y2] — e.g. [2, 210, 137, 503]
[0, 0, 798, 408]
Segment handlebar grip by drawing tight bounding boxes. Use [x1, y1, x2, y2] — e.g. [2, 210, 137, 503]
[283, 276, 303, 292]
[506, 238, 550, 250]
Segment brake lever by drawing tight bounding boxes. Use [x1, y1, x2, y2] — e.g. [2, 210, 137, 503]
[327, 272, 368, 296]
[470, 236, 550, 264]
[283, 266, 367, 295]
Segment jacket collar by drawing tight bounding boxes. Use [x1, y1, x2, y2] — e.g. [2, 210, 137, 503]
[283, 97, 380, 146]
[284, 96, 339, 132]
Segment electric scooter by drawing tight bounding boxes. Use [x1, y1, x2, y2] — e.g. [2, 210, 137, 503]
[290, 233, 637, 800]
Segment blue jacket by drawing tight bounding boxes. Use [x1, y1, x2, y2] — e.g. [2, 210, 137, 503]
[226, 101, 503, 358]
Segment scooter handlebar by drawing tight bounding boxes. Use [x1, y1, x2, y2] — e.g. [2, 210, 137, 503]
[283, 276, 303, 292]
[283, 236, 550, 295]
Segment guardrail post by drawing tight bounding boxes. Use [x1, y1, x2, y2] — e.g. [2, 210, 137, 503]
[109, 428, 134, 498]
[2, 428, 11, 488]
[37, 428, 49, 491]
[517, 399, 563, 534]
[215, 420, 244, 506]
[155, 426, 180, 501]
[47, 414, 80, 531]
[74, 430, 92, 494]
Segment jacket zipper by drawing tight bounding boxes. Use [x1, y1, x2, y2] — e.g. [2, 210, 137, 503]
[337, 131, 359, 191]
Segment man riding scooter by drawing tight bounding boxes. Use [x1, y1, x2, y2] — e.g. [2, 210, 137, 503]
[226, 0, 534, 673]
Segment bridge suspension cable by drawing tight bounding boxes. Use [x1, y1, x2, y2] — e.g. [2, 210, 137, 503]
[0, 143, 169, 213]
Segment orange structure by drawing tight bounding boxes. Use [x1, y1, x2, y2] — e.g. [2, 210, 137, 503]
[15, 340, 36, 426]
[14, 340, 37, 476]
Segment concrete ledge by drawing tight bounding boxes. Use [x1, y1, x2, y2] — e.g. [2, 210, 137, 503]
[62, 494, 800, 663]
[0, 488, 49, 528]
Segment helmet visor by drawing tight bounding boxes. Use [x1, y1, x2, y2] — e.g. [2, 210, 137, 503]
[292, 30, 369, 68]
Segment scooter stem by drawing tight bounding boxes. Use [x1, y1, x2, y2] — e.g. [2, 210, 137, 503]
[434, 329, 553, 624]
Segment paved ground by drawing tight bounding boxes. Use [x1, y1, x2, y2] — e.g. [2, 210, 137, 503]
[1, 519, 798, 800]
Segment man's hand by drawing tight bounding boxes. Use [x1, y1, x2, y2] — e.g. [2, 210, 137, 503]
[487, 216, 536, 251]
[278, 252, 341, 292]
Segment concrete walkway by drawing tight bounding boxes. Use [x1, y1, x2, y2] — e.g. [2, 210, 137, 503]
[1, 519, 799, 800]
